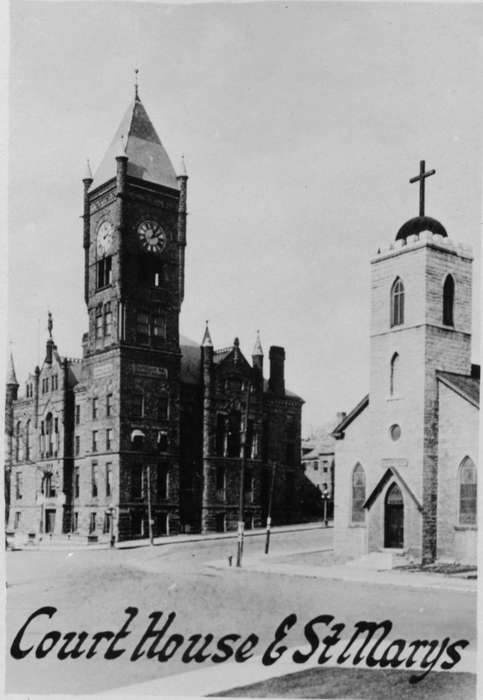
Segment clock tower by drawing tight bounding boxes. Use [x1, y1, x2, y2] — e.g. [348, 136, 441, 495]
[79, 87, 186, 539]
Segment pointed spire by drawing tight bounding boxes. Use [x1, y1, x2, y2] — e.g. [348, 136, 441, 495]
[92, 93, 178, 190]
[177, 155, 188, 178]
[47, 311, 53, 339]
[83, 158, 93, 181]
[7, 351, 18, 386]
[134, 67, 140, 102]
[202, 321, 213, 347]
[252, 330, 263, 357]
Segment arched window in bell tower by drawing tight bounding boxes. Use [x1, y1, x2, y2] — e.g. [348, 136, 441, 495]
[390, 277, 405, 327]
[390, 352, 400, 396]
[443, 274, 455, 327]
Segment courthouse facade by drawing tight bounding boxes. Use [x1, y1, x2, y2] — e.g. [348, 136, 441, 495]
[5, 89, 304, 540]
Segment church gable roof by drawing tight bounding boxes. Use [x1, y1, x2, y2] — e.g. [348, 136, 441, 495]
[363, 467, 423, 513]
[91, 97, 179, 191]
[332, 394, 369, 438]
[437, 370, 479, 409]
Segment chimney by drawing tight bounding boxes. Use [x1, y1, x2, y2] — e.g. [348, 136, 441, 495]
[336, 411, 347, 426]
[269, 346, 285, 395]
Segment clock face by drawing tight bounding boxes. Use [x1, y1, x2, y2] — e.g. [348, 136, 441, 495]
[138, 220, 167, 253]
[96, 220, 114, 257]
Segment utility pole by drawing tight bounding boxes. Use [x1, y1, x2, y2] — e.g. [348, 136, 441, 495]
[264, 460, 277, 554]
[146, 464, 154, 545]
[322, 483, 330, 527]
[236, 383, 251, 567]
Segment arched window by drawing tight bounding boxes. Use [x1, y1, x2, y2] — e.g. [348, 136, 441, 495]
[45, 413, 53, 458]
[390, 352, 400, 396]
[25, 420, 30, 461]
[227, 410, 241, 458]
[443, 274, 455, 326]
[458, 457, 477, 525]
[15, 421, 22, 462]
[390, 277, 405, 327]
[351, 463, 366, 523]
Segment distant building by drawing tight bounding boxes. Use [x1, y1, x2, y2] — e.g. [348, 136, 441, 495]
[4, 87, 305, 541]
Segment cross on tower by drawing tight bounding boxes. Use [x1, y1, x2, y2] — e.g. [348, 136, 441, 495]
[409, 160, 436, 217]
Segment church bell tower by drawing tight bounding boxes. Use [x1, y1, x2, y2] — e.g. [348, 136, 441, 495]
[369, 161, 472, 562]
[81, 79, 187, 538]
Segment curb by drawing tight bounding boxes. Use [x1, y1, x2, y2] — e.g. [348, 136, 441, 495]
[8, 522, 332, 552]
[205, 557, 477, 593]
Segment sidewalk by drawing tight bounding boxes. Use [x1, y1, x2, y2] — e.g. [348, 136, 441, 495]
[7, 521, 329, 552]
[206, 550, 477, 592]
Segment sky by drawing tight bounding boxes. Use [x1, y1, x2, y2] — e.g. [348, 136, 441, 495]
[7, 0, 483, 435]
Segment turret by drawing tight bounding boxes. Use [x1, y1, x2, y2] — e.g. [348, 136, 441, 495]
[252, 330, 264, 374]
[5, 351, 19, 525]
[45, 311, 54, 364]
[177, 156, 188, 304]
[201, 320, 213, 368]
[115, 135, 128, 301]
[201, 321, 213, 532]
[82, 159, 93, 303]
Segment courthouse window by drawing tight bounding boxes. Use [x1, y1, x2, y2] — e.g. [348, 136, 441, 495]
[91, 462, 98, 498]
[96, 256, 112, 288]
[106, 463, 113, 498]
[95, 308, 103, 339]
[136, 311, 150, 341]
[74, 466, 80, 498]
[104, 302, 113, 338]
[459, 457, 477, 526]
[351, 463, 366, 524]
[152, 313, 166, 339]
[15, 472, 22, 499]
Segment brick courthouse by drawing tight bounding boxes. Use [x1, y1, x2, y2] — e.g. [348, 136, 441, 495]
[5, 88, 305, 541]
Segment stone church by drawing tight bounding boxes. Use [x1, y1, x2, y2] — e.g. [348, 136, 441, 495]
[333, 164, 479, 564]
[4, 87, 305, 541]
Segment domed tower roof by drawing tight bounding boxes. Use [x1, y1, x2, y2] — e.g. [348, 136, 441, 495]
[396, 215, 447, 241]
[396, 159, 447, 241]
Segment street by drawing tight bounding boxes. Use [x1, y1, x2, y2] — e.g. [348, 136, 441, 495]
[5, 527, 476, 695]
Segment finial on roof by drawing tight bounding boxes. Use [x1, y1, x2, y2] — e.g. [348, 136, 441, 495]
[252, 330, 264, 357]
[83, 158, 93, 181]
[116, 134, 127, 159]
[234, 337, 240, 347]
[177, 155, 188, 178]
[47, 311, 53, 339]
[7, 349, 18, 386]
[202, 320, 213, 347]
[134, 67, 140, 101]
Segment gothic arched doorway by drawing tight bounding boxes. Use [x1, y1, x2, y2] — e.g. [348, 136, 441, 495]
[384, 482, 404, 548]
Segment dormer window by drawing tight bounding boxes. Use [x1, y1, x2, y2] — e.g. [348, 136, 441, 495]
[390, 277, 404, 327]
[443, 274, 455, 326]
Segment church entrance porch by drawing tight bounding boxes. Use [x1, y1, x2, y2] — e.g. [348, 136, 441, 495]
[384, 483, 404, 548]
